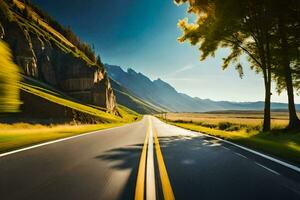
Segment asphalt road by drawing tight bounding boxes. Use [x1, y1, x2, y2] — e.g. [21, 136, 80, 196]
[1, 116, 300, 200]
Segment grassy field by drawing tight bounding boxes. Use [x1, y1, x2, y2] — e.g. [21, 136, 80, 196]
[163, 111, 296, 130]
[160, 111, 300, 165]
[0, 123, 128, 153]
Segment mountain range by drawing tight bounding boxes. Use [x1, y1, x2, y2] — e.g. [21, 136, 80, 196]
[105, 64, 300, 113]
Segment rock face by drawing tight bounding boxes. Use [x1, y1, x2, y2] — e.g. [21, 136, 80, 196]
[0, 5, 116, 114]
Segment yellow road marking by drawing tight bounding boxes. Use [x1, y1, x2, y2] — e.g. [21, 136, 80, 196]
[153, 127, 175, 200]
[135, 120, 150, 200]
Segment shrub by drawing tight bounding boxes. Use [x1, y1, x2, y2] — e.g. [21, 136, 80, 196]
[226, 125, 240, 131]
[199, 122, 217, 129]
[218, 122, 233, 130]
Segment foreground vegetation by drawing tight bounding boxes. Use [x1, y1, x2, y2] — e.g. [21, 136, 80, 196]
[0, 122, 129, 153]
[161, 112, 300, 165]
[0, 40, 21, 112]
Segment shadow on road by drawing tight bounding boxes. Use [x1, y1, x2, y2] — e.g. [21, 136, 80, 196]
[95, 144, 143, 200]
[156, 134, 300, 200]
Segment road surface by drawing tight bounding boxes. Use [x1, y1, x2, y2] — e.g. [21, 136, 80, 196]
[1, 116, 300, 200]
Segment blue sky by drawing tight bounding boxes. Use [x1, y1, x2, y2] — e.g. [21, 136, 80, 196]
[32, 0, 299, 103]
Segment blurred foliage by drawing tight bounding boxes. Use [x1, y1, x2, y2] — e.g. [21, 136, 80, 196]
[0, 40, 22, 112]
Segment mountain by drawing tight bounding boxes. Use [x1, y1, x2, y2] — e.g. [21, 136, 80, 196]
[109, 78, 166, 114]
[105, 64, 300, 113]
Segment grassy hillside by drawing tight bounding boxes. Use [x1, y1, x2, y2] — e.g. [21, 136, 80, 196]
[0, 0, 98, 70]
[21, 80, 116, 122]
[19, 76, 140, 123]
[13, 0, 74, 48]
[11, 0, 96, 66]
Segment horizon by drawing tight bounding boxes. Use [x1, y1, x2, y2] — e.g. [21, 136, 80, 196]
[105, 63, 300, 104]
[32, 0, 300, 103]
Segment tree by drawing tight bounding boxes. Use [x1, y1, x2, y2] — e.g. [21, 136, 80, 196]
[175, 0, 274, 131]
[271, 0, 300, 129]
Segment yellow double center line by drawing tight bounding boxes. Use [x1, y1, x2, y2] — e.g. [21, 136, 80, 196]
[135, 120, 150, 200]
[135, 117, 175, 200]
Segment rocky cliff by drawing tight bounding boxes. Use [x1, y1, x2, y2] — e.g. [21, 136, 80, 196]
[0, 0, 116, 114]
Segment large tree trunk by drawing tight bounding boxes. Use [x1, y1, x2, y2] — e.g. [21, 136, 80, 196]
[285, 71, 300, 129]
[278, 14, 300, 130]
[260, 30, 272, 132]
[258, 50, 271, 132]
[263, 75, 271, 132]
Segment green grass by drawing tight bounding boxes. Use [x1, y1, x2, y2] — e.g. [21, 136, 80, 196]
[162, 115, 300, 165]
[0, 123, 126, 153]
[117, 104, 141, 122]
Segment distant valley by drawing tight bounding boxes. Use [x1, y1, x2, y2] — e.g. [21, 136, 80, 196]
[105, 64, 300, 113]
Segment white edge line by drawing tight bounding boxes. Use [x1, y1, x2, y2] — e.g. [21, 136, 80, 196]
[159, 118, 300, 174]
[222, 146, 230, 151]
[255, 162, 281, 175]
[234, 152, 248, 159]
[0, 121, 139, 158]
[215, 135, 300, 173]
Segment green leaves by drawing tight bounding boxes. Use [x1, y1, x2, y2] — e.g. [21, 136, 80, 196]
[176, 0, 256, 72]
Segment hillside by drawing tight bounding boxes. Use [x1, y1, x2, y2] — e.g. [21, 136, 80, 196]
[105, 64, 300, 112]
[0, 0, 139, 123]
[17, 77, 133, 123]
[110, 79, 166, 114]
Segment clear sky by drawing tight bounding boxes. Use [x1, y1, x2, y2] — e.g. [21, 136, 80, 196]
[32, 0, 299, 103]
